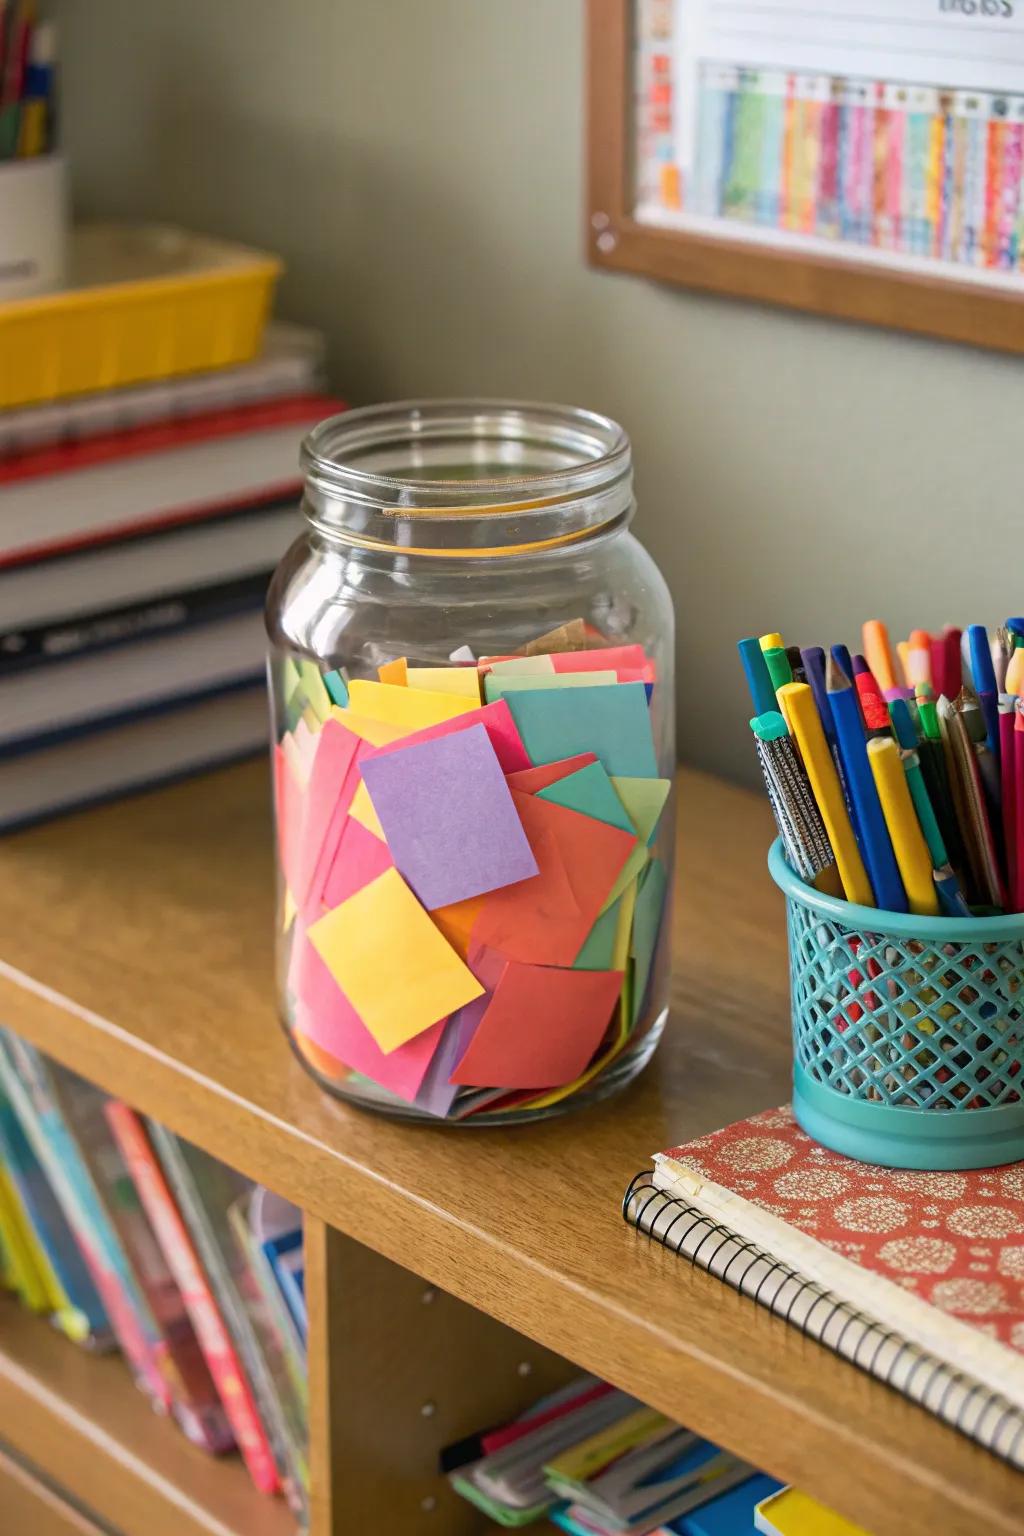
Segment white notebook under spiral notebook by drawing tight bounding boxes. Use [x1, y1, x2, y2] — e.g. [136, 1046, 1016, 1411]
[623, 1105, 1024, 1470]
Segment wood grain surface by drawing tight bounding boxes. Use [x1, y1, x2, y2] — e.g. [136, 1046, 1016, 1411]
[0, 1292, 292, 1536]
[0, 761, 1020, 1535]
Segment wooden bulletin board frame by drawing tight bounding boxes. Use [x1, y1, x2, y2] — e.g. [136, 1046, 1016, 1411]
[585, 0, 1024, 353]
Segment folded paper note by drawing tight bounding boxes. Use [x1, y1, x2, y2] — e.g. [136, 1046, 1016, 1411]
[406, 666, 481, 700]
[309, 868, 483, 1051]
[290, 929, 444, 1101]
[346, 679, 478, 730]
[294, 718, 362, 906]
[322, 816, 393, 910]
[611, 776, 672, 845]
[537, 760, 635, 835]
[449, 962, 623, 1088]
[503, 682, 658, 778]
[365, 698, 531, 775]
[505, 754, 598, 794]
[631, 857, 668, 1026]
[360, 724, 538, 910]
[471, 790, 635, 966]
[484, 671, 616, 703]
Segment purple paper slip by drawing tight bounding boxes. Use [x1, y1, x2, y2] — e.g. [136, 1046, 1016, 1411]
[359, 723, 538, 910]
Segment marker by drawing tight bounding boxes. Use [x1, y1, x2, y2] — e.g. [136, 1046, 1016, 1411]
[786, 645, 807, 685]
[759, 632, 784, 653]
[778, 682, 874, 907]
[914, 683, 940, 742]
[1007, 646, 1024, 697]
[800, 647, 833, 740]
[851, 655, 891, 737]
[905, 629, 932, 688]
[867, 737, 940, 916]
[943, 626, 963, 699]
[1000, 697, 1017, 899]
[827, 657, 907, 912]
[862, 618, 912, 700]
[737, 637, 777, 717]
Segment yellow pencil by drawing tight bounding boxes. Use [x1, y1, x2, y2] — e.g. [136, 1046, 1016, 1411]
[778, 682, 873, 907]
[1006, 645, 1024, 697]
[759, 632, 784, 653]
[867, 737, 940, 916]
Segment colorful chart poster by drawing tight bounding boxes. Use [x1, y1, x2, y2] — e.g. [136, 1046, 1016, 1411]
[633, 0, 1024, 284]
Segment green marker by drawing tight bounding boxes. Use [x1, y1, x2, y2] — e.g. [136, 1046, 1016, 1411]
[914, 684, 940, 741]
[761, 646, 793, 694]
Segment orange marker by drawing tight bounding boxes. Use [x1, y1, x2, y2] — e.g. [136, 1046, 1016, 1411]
[862, 619, 899, 695]
[905, 629, 932, 688]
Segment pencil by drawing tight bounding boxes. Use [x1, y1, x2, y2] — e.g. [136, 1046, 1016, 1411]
[778, 682, 874, 906]
[866, 738, 940, 916]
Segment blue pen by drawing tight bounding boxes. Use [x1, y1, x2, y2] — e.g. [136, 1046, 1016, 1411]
[737, 637, 777, 717]
[800, 647, 833, 743]
[826, 654, 908, 912]
[968, 625, 1001, 762]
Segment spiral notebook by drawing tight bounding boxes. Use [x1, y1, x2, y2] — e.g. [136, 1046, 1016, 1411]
[624, 1106, 1024, 1470]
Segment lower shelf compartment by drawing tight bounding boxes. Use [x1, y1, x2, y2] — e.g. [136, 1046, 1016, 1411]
[0, 1293, 294, 1536]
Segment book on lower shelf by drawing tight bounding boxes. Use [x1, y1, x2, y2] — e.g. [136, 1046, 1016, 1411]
[624, 1105, 1024, 1470]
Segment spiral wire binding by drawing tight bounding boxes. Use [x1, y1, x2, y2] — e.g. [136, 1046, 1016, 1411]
[622, 1171, 1024, 1471]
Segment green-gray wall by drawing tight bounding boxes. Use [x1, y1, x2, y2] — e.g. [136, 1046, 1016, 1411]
[55, 0, 1024, 784]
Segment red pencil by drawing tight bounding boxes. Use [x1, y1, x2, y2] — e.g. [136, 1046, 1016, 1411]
[943, 626, 963, 700]
[1015, 705, 1024, 912]
[930, 635, 946, 698]
[851, 654, 891, 736]
[1000, 703, 1016, 899]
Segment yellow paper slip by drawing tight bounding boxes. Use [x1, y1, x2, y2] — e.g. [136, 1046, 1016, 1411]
[308, 868, 483, 1052]
[327, 706, 407, 747]
[406, 666, 482, 701]
[346, 679, 479, 730]
[755, 1486, 868, 1536]
[349, 780, 386, 841]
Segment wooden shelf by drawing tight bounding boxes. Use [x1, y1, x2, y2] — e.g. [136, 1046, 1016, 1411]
[0, 1292, 293, 1536]
[0, 761, 1020, 1536]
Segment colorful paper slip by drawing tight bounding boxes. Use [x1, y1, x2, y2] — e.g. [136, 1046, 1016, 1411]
[503, 682, 658, 778]
[551, 643, 648, 676]
[322, 669, 349, 705]
[296, 657, 332, 722]
[610, 776, 672, 844]
[406, 666, 481, 700]
[430, 894, 485, 959]
[485, 655, 556, 677]
[600, 838, 650, 914]
[449, 962, 623, 1088]
[274, 744, 305, 898]
[631, 857, 668, 1025]
[377, 657, 408, 685]
[537, 760, 635, 834]
[346, 679, 479, 730]
[484, 671, 616, 703]
[322, 817, 393, 910]
[308, 868, 483, 1052]
[505, 754, 598, 793]
[360, 724, 538, 910]
[365, 698, 531, 774]
[348, 780, 385, 840]
[289, 929, 444, 1101]
[326, 707, 407, 747]
[572, 897, 622, 971]
[294, 718, 362, 905]
[282, 717, 318, 788]
[471, 790, 635, 966]
[412, 1003, 489, 1117]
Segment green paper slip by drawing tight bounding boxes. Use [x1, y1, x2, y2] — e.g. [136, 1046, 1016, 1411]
[323, 669, 349, 706]
[600, 840, 649, 915]
[538, 760, 635, 834]
[297, 656, 331, 722]
[572, 897, 622, 970]
[503, 683, 658, 779]
[631, 857, 668, 1025]
[610, 776, 671, 844]
[484, 670, 616, 702]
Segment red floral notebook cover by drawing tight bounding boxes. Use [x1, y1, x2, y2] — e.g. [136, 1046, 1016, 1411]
[658, 1104, 1024, 1361]
[624, 1105, 1024, 1465]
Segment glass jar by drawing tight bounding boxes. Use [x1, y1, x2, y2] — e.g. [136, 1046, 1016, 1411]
[266, 400, 675, 1124]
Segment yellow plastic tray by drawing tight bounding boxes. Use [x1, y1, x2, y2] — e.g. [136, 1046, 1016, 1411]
[0, 223, 282, 409]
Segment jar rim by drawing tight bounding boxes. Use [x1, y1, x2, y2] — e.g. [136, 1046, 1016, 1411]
[300, 398, 631, 516]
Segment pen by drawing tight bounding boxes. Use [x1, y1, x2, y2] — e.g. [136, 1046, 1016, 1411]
[905, 629, 932, 688]
[827, 657, 907, 911]
[737, 637, 777, 717]
[1000, 697, 1017, 899]
[750, 712, 838, 892]
[890, 700, 968, 913]
[863, 618, 912, 701]
[943, 626, 963, 699]
[968, 625, 1001, 762]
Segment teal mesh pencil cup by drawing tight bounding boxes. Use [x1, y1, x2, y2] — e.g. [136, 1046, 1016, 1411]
[768, 839, 1024, 1171]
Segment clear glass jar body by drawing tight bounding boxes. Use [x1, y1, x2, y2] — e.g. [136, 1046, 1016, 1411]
[266, 402, 675, 1124]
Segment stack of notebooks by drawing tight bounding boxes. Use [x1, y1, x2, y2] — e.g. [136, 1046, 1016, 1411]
[625, 1106, 1024, 1471]
[445, 1375, 861, 1534]
[0, 320, 342, 830]
[0, 1031, 307, 1522]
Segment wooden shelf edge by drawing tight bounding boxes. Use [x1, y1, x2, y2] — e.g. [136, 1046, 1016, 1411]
[0, 1295, 293, 1536]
